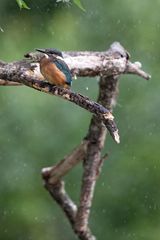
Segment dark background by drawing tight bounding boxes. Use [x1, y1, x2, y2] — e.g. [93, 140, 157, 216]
[0, 1, 159, 239]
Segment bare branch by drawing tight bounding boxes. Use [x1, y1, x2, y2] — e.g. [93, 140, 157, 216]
[44, 181, 77, 226]
[75, 75, 119, 235]
[0, 42, 150, 86]
[125, 61, 151, 80]
[24, 43, 150, 80]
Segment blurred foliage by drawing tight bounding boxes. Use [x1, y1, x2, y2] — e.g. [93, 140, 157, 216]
[16, 0, 30, 10]
[0, 0, 160, 240]
[72, 0, 85, 11]
[16, 0, 85, 11]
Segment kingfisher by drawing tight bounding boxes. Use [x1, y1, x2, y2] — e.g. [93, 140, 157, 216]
[36, 48, 72, 88]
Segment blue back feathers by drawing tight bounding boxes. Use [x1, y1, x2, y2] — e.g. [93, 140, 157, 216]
[53, 58, 72, 86]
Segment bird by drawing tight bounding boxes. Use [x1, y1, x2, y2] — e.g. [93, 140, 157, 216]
[36, 48, 72, 88]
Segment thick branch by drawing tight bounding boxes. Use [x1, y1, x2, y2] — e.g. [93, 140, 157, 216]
[0, 42, 150, 86]
[75, 75, 119, 235]
[24, 43, 150, 79]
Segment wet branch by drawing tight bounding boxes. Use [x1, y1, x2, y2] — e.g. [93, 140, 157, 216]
[75, 74, 119, 235]
[0, 42, 150, 240]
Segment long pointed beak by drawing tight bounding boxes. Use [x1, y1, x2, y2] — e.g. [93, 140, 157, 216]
[35, 48, 46, 53]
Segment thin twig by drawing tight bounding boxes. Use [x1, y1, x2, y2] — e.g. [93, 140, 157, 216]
[125, 61, 151, 80]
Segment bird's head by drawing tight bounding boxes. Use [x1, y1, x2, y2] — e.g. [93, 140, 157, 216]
[35, 48, 63, 59]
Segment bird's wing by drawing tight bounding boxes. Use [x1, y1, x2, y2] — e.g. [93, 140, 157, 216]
[53, 58, 72, 85]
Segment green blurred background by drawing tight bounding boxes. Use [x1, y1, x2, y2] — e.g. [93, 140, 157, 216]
[0, 0, 159, 239]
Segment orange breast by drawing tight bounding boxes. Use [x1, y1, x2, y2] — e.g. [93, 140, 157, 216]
[40, 59, 66, 86]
